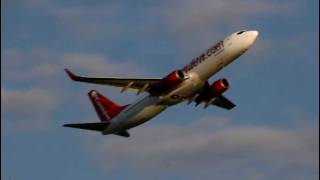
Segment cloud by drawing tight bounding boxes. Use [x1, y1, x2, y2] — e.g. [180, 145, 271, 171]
[21, 0, 135, 42]
[159, 0, 297, 34]
[19, 0, 298, 47]
[62, 53, 144, 77]
[1, 87, 56, 114]
[1, 48, 61, 82]
[1, 87, 57, 131]
[149, 0, 299, 57]
[86, 117, 318, 180]
[1, 49, 150, 132]
[27, 63, 61, 79]
[2, 49, 146, 83]
[11, 0, 301, 60]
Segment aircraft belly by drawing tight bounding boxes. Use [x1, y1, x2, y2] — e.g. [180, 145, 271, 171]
[103, 96, 166, 133]
[125, 104, 167, 128]
[160, 73, 205, 105]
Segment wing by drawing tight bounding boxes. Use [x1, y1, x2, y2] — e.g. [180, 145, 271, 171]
[211, 95, 236, 110]
[65, 69, 161, 93]
[191, 94, 236, 110]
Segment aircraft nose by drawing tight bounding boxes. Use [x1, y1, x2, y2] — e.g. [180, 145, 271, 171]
[246, 30, 259, 46]
[250, 30, 258, 42]
[253, 30, 258, 38]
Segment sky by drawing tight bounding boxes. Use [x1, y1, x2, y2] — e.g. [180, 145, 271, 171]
[1, 0, 319, 180]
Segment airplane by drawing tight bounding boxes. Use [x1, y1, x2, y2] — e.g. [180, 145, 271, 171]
[63, 30, 259, 137]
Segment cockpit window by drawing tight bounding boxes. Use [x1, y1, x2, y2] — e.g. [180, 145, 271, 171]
[237, 30, 246, 35]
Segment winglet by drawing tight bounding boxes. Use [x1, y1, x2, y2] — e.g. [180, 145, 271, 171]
[64, 68, 80, 81]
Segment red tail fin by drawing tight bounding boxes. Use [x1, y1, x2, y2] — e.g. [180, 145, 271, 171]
[88, 90, 128, 122]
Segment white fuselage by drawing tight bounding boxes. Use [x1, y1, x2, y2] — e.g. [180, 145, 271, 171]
[103, 30, 258, 135]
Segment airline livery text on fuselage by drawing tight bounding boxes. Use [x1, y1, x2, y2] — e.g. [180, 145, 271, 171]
[182, 41, 224, 72]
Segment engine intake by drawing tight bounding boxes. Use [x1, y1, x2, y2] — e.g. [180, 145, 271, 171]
[161, 70, 185, 88]
[210, 78, 229, 95]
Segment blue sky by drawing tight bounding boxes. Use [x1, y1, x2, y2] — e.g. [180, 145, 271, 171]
[1, 0, 319, 180]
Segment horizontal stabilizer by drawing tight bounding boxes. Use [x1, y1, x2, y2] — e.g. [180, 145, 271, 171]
[114, 131, 130, 137]
[63, 122, 109, 132]
[211, 95, 236, 110]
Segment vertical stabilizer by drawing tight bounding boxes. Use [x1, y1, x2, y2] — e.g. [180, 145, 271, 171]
[88, 90, 128, 122]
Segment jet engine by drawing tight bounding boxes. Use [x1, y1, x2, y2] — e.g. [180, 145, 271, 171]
[210, 78, 229, 95]
[194, 78, 230, 106]
[160, 70, 186, 88]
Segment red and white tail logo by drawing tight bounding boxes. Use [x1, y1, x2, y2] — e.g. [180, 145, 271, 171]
[88, 90, 128, 122]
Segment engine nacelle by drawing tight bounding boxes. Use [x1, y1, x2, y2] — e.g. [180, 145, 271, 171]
[161, 70, 186, 88]
[194, 78, 229, 104]
[210, 78, 229, 95]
